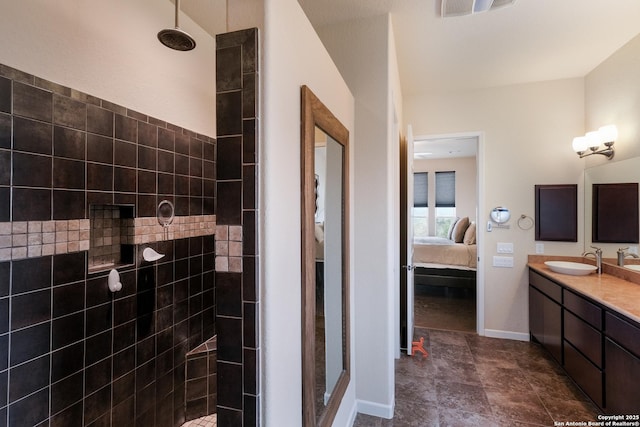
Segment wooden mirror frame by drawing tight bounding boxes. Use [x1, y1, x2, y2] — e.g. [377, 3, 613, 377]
[301, 85, 350, 426]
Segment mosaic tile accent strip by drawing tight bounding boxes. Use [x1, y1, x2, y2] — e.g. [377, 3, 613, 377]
[0, 219, 90, 261]
[215, 225, 242, 272]
[0, 214, 216, 262]
[129, 215, 217, 245]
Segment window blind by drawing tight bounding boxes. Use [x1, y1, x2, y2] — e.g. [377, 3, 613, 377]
[414, 172, 428, 207]
[435, 171, 455, 207]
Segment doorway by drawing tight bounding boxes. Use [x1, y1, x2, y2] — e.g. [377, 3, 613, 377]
[402, 133, 483, 343]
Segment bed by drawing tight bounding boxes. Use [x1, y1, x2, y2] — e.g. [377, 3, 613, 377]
[412, 217, 477, 290]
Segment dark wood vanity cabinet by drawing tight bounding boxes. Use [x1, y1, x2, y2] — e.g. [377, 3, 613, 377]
[529, 271, 563, 363]
[529, 268, 640, 413]
[604, 312, 640, 414]
[562, 290, 603, 408]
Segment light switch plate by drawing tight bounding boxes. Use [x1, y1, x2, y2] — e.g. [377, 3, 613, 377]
[536, 243, 544, 254]
[629, 246, 638, 255]
[497, 242, 514, 253]
[493, 256, 514, 268]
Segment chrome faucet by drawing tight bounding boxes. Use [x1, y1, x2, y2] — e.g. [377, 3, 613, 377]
[582, 246, 603, 274]
[617, 247, 639, 267]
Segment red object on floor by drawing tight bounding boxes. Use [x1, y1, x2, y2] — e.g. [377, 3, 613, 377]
[411, 337, 428, 357]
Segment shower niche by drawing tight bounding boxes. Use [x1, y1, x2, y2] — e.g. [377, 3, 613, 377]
[88, 204, 136, 273]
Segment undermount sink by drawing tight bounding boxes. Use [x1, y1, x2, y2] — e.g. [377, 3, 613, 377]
[544, 261, 597, 276]
[625, 264, 640, 272]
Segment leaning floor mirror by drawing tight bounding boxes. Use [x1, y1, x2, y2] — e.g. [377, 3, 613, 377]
[301, 85, 350, 426]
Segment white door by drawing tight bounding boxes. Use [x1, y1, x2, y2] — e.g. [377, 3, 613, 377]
[406, 125, 415, 354]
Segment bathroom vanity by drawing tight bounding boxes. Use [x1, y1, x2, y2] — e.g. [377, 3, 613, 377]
[528, 257, 640, 414]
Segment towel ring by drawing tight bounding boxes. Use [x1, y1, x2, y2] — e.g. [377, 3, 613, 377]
[517, 214, 534, 230]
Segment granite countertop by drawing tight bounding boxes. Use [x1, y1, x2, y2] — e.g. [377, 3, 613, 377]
[528, 255, 640, 325]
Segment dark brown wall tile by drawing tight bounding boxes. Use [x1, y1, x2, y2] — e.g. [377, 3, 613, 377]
[53, 190, 85, 220]
[138, 121, 157, 148]
[10, 322, 50, 366]
[0, 76, 10, 113]
[243, 74, 257, 119]
[158, 127, 175, 151]
[53, 94, 86, 130]
[217, 136, 242, 180]
[115, 114, 137, 143]
[0, 113, 10, 149]
[13, 82, 52, 122]
[87, 163, 113, 191]
[175, 154, 189, 176]
[53, 157, 85, 189]
[51, 371, 83, 414]
[243, 119, 257, 163]
[175, 133, 190, 155]
[158, 150, 174, 174]
[87, 104, 114, 137]
[54, 126, 85, 160]
[138, 145, 157, 171]
[114, 167, 137, 193]
[217, 362, 242, 408]
[13, 116, 52, 155]
[114, 140, 137, 168]
[13, 187, 51, 221]
[87, 134, 114, 164]
[53, 281, 85, 318]
[216, 46, 242, 92]
[52, 311, 84, 350]
[0, 186, 9, 221]
[137, 170, 156, 194]
[215, 273, 241, 317]
[216, 181, 241, 225]
[0, 149, 9, 185]
[51, 341, 84, 383]
[216, 91, 242, 137]
[13, 152, 52, 187]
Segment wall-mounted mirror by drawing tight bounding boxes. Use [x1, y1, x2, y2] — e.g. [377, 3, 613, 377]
[301, 85, 350, 426]
[584, 156, 640, 259]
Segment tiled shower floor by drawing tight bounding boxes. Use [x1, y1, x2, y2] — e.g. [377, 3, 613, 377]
[181, 414, 217, 427]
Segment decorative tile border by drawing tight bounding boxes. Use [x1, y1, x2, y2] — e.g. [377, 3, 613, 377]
[215, 225, 242, 272]
[0, 219, 90, 261]
[127, 215, 217, 245]
[0, 214, 216, 262]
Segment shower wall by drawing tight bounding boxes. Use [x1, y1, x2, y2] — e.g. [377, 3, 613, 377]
[0, 63, 216, 426]
[214, 28, 260, 426]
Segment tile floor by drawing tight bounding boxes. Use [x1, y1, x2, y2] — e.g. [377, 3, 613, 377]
[354, 327, 601, 426]
[414, 284, 476, 333]
[181, 414, 217, 427]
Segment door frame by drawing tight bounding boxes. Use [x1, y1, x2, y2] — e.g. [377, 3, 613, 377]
[406, 131, 485, 336]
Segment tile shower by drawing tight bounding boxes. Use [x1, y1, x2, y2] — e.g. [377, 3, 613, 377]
[0, 26, 260, 427]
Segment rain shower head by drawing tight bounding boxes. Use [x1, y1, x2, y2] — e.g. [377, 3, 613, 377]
[158, 0, 196, 51]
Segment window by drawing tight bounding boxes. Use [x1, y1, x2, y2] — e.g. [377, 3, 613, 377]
[435, 171, 456, 237]
[413, 172, 428, 237]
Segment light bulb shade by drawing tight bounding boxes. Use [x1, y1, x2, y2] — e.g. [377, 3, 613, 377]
[598, 124, 618, 143]
[585, 131, 602, 149]
[572, 136, 588, 153]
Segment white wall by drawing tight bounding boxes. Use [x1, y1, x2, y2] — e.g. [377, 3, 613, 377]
[0, 0, 217, 136]
[315, 14, 400, 418]
[414, 157, 477, 230]
[586, 33, 640, 164]
[261, 0, 356, 425]
[405, 78, 585, 338]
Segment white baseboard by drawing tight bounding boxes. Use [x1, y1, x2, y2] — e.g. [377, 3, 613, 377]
[356, 399, 393, 419]
[484, 329, 530, 342]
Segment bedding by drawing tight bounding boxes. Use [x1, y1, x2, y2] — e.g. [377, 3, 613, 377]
[412, 217, 477, 269]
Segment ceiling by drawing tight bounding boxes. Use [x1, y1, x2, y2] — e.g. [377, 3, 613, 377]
[298, 0, 640, 96]
[180, 0, 640, 158]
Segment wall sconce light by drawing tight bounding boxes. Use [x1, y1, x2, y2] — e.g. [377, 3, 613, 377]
[572, 124, 617, 160]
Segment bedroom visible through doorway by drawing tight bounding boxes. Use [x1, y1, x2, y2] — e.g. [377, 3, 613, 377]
[412, 135, 478, 333]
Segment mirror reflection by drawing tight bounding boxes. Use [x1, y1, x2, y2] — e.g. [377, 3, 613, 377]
[314, 128, 345, 422]
[584, 156, 640, 260]
[301, 85, 350, 427]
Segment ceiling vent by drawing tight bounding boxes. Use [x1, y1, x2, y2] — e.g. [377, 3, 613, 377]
[441, 0, 516, 17]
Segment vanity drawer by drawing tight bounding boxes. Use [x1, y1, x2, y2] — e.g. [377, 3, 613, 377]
[564, 310, 602, 367]
[564, 289, 602, 329]
[529, 271, 562, 303]
[564, 340, 603, 408]
[606, 312, 640, 358]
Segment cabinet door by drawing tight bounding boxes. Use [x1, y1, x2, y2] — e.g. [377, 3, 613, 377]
[544, 296, 562, 363]
[529, 286, 544, 343]
[605, 338, 640, 414]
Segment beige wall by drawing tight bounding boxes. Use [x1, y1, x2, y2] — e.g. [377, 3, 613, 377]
[405, 78, 585, 338]
[0, 0, 217, 136]
[316, 14, 400, 417]
[414, 156, 477, 230]
[262, 0, 356, 424]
